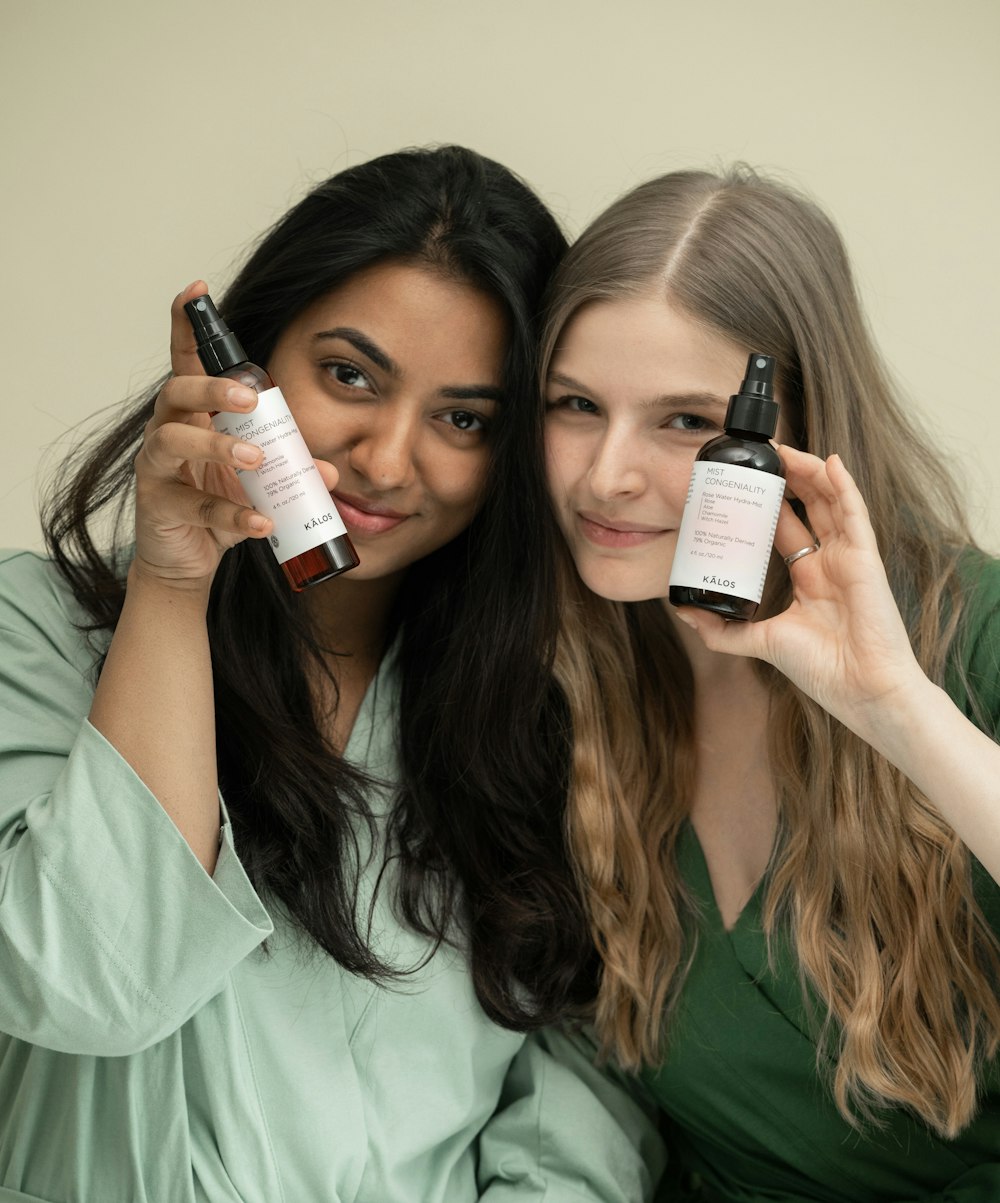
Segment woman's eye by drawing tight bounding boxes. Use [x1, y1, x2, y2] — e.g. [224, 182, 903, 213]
[547, 394, 599, 415]
[667, 413, 715, 433]
[440, 409, 487, 433]
[324, 362, 373, 392]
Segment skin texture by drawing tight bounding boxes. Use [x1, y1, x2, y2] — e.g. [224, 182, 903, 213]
[545, 292, 1000, 919]
[268, 263, 507, 590]
[90, 267, 509, 870]
[545, 294, 753, 604]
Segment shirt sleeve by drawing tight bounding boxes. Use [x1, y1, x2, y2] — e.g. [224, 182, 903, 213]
[477, 1025, 667, 1202]
[0, 551, 273, 1056]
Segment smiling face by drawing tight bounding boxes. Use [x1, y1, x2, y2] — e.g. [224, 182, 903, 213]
[266, 260, 508, 587]
[545, 292, 751, 602]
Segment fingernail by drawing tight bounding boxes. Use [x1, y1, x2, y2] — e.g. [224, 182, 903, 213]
[248, 514, 269, 532]
[233, 442, 261, 466]
[673, 610, 697, 629]
[226, 386, 256, 409]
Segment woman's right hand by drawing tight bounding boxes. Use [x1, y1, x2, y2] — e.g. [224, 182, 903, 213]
[130, 280, 274, 590]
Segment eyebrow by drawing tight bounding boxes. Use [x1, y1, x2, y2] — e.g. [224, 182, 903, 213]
[313, 327, 504, 403]
[440, 384, 505, 403]
[547, 372, 728, 412]
[639, 392, 728, 414]
[313, 327, 398, 375]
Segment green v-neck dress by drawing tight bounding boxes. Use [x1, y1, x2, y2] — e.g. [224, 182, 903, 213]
[642, 556, 1000, 1203]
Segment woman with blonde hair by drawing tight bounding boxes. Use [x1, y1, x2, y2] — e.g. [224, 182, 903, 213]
[542, 166, 1000, 1200]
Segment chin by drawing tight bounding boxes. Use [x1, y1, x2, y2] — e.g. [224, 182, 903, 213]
[575, 560, 668, 604]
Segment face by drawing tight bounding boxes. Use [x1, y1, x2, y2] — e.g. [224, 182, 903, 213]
[267, 261, 508, 585]
[545, 293, 752, 603]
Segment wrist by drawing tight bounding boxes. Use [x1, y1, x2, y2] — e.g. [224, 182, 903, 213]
[854, 672, 950, 770]
[127, 559, 214, 610]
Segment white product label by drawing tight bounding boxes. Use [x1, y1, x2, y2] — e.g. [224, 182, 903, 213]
[669, 461, 785, 603]
[213, 386, 348, 565]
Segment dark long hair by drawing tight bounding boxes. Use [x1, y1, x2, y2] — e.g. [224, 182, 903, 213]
[43, 145, 597, 1027]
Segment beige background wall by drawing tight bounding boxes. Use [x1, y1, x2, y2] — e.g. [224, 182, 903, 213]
[3, 0, 998, 552]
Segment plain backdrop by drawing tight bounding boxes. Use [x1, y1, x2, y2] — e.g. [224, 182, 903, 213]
[3, 0, 998, 552]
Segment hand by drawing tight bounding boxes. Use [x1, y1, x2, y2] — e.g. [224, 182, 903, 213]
[673, 446, 929, 741]
[132, 281, 337, 590]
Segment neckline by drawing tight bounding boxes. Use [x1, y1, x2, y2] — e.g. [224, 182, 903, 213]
[679, 821, 768, 936]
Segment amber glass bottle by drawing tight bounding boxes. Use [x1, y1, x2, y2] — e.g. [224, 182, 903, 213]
[185, 294, 359, 591]
[668, 352, 785, 620]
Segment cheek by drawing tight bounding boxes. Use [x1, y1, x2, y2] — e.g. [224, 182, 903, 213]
[668, 462, 693, 505]
[428, 447, 490, 516]
[283, 393, 335, 452]
[663, 450, 699, 502]
[544, 427, 582, 501]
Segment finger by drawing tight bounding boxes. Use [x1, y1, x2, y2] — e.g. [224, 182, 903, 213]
[150, 479, 272, 538]
[138, 421, 264, 479]
[169, 280, 213, 379]
[777, 445, 837, 502]
[315, 459, 339, 492]
[771, 499, 817, 564]
[150, 375, 258, 429]
[776, 445, 842, 542]
[825, 454, 880, 554]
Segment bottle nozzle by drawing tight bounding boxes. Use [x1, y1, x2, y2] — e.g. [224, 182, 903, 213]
[725, 351, 780, 439]
[183, 292, 248, 375]
[185, 294, 228, 340]
[739, 353, 776, 401]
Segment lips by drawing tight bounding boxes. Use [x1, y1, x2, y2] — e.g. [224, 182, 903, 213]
[333, 491, 410, 535]
[577, 510, 668, 549]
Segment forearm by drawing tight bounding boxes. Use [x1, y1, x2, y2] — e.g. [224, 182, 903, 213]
[89, 565, 221, 871]
[860, 676, 1000, 884]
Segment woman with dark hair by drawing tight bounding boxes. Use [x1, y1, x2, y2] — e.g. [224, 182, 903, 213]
[541, 166, 1000, 1200]
[0, 146, 661, 1202]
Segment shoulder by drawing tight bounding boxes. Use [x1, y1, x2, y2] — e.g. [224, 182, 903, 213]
[948, 550, 1000, 732]
[956, 548, 1000, 625]
[0, 549, 105, 677]
[0, 548, 86, 629]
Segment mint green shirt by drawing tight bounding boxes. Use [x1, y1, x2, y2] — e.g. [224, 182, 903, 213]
[0, 551, 664, 1203]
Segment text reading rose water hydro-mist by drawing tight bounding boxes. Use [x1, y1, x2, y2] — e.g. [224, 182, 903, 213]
[185, 294, 359, 591]
[668, 353, 785, 621]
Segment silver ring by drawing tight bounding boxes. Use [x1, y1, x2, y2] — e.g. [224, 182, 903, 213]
[783, 543, 819, 567]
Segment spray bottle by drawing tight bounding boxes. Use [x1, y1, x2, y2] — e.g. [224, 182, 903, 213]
[668, 352, 785, 620]
[185, 294, 359, 591]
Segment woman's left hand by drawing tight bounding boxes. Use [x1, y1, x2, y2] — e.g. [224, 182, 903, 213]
[673, 445, 928, 741]
[677, 445, 1000, 884]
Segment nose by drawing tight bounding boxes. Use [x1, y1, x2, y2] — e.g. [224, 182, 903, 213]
[347, 406, 419, 492]
[587, 427, 646, 501]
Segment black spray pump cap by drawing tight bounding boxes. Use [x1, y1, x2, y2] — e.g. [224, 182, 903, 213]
[724, 352, 779, 438]
[183, 293, 248, 376]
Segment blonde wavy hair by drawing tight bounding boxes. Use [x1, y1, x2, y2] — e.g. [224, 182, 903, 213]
[543, 166, 1000, 1138]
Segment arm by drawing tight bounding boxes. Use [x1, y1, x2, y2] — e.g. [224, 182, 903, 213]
[862, 659, 1000, 884]
[88, 281, 271, 871]
[0, 282, 299, 1052]
[675, 447, 1000, 884]
[477, 1026, 666, 1202]
[0, 553, 272, 1055]
[88, 569, 222, 868]
[94, 282, 338, 868]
